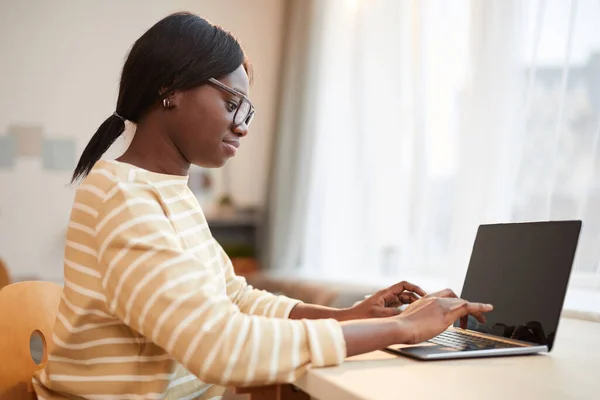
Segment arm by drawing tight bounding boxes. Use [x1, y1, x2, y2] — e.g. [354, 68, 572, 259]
[222, 260, 409, 352]
[291, 281, 428, 321]
[221, 245, 304, 319]
[222, 247, 424, 322]
[289, 303, 353, 321]
[220, 246, 355, 321]
[96, 185, 346, 386]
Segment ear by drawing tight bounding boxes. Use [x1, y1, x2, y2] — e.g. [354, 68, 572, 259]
[167, 91, 184, 109]
[159, 86, 178, 109]
[160, 92, 178, 110]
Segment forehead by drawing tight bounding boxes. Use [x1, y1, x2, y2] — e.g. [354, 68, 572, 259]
[220, 65, 250, 96]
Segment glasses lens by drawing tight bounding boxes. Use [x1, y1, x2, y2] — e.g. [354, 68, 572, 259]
[234, 100, 251, 126]
[245, 111, 255, 126]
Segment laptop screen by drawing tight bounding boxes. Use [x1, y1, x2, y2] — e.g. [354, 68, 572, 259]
[457, 220, 581, 350]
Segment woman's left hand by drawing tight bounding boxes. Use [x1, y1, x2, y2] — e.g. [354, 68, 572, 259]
[346, 281, 427, 319]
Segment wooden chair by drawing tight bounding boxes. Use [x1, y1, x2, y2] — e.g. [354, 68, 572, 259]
[0, 281, 63, 400]
[0, 258, 10, 290]
[234, 385, 310, 400]
[0, 280, 305, 400]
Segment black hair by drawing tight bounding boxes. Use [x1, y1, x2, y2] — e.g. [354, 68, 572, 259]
[71, 12, 251, 182]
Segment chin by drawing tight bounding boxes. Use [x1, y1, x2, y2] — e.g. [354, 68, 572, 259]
[215, 158, 228, 168]
[194, 158, 228, 169]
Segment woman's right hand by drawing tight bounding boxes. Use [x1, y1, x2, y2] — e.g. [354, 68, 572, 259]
[395, 289, 494, 344]
[340, 289, 493, 358]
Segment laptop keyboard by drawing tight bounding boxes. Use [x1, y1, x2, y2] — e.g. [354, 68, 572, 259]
[429, 330, 521, 350]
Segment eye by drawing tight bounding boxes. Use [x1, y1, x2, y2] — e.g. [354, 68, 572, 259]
[226, 101, 238, 112]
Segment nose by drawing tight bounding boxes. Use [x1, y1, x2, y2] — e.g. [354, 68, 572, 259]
[232, 121, 249, 137]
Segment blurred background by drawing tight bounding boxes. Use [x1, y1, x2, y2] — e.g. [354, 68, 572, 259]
[1, 0, 599, 315]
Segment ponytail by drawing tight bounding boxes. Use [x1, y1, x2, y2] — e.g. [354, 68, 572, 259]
[71, 113, 126, 183]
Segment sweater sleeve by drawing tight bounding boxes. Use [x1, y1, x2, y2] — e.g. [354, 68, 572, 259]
[96, 183, 346, 386]
[220, 244, 302, 319]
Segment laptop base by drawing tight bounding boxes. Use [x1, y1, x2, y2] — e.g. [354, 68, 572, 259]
[387, 342, 548, 360]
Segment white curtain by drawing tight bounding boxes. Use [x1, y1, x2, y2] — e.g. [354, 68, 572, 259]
[263, 0, 326, 272]
[267, 0, 600, 313]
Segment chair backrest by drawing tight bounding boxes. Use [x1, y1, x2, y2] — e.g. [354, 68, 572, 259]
[0, 281, 63, 400]
[0, 258, 10, 290]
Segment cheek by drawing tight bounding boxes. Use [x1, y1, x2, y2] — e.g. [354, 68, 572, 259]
[186, 98, 230, 137]
[177, 105, 232, 164]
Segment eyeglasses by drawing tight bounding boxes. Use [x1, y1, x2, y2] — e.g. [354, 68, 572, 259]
[208, 78, 255, 127]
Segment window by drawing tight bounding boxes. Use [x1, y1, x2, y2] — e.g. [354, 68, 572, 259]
[294, 0, 600, 310]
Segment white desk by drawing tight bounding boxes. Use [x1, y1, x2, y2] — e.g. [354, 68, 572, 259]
[294, 318, 600, 400]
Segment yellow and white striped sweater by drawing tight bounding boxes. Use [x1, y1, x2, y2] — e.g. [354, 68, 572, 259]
[33, 159, 346, 400]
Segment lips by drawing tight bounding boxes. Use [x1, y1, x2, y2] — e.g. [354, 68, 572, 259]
[222, 139, 240, 156]
[222, 139, 240, 148]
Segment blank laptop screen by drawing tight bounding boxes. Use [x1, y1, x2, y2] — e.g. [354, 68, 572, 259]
[458, 220, 581, 350]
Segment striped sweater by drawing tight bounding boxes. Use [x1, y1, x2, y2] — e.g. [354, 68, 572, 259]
[33, 159, 346, 400]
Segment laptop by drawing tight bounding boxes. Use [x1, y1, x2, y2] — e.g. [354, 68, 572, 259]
[387, 220, 582, 360]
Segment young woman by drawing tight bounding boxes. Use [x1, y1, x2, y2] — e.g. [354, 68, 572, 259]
[34, 12, 492, 400]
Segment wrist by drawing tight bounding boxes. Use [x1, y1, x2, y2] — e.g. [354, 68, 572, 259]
[391, 316, 415, 344]
[341, 317, 410, 357]
[380, 318, 407, 346]
[335, 307, 358, 321]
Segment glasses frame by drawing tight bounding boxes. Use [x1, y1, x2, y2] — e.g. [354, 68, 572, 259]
[208, 78, 255, 127]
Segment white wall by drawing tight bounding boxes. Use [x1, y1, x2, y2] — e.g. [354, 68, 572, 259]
[0, 0, 286, 281]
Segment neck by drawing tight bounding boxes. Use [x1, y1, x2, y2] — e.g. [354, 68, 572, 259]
[117, 117, 189, 176]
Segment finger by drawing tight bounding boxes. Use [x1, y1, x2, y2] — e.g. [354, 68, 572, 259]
[388, 281, 427, 297]
[380, 288, 420, 307]
[430, 288, 458, 299]
[448, 299, 469, 329]
[451, 302, 494, 322]
[399, 292, 420, 304]
[473, 312, 486, 324]
[449, 300, 492, 311]
[379, 290, 403, 307]
[460, 312, 487, 328]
